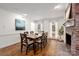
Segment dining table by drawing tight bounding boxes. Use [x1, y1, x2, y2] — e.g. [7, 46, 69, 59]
[27, 34, 42, 55]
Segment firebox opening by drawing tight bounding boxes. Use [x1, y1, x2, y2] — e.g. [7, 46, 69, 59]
[66, 33, 71, 45]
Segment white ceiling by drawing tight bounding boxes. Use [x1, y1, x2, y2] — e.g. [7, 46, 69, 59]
[0, 3, 67, 21]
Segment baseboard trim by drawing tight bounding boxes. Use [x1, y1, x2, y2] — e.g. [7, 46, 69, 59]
[0, 42, 20, 49]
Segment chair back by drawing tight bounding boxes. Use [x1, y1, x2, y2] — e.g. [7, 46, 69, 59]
[41, 32, 45, 41]
[20, 33, 28, 45]
[41, 32, 48, 41]
[30, 31, 34, 34]
[24, 31, 29, 35]
[45, 32, 48, 39]
[35, 33, 38, 35]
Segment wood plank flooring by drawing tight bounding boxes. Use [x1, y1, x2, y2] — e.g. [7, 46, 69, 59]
[0, 39, 71, 56]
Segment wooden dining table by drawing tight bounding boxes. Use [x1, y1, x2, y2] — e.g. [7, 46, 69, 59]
[27, 34, 42, 55]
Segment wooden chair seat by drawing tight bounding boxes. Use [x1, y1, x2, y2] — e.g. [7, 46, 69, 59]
[27, 40, 34, 45]
[35, 32, 48, 50]
[36, 40, 41, 43]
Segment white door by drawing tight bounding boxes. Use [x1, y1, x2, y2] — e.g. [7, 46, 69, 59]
[52, 23, 55, 39]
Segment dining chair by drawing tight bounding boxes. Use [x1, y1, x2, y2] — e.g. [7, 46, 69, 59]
[42, 32, 47, 48]
[20, 33, 25, 53]
[24, 31, 29, 35]
[43, 32, 48, 47]
[39, 32, 48, 48]
[30, 31, 34, 34]
[35, 32, 45, 50]
[20, 33, 34, 55]
[35, 33, 38, 35]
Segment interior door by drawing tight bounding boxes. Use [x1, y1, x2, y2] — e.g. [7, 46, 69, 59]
[52, 24, 55, 38]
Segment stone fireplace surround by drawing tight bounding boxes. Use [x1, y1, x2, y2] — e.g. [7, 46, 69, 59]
[65, 3, 79, 56]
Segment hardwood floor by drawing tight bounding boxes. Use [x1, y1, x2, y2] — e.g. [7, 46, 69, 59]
[0, 39, 71, 56]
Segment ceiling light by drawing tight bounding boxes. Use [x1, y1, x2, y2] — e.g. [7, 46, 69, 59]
[54, 5, 62, 9]
[22, 14, 28, 18]
[23, 14, 28, 16]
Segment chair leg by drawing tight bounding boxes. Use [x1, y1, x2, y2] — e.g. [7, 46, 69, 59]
[21, 44, 23, 53]
[44, 43, 45, 48]
[33, 43, 36, 55]
[43, 42, 45, 47]
[44, 41, 46, 48]
[45, 40, 46, 46]
[41, 44, 42, 50]
[26, 47, 28, 55]
[46, 40, 47, 45]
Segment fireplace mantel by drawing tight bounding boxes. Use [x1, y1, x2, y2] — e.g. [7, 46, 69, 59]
[66, 26, 73, 35]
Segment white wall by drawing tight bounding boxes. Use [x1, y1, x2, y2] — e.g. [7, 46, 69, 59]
[0, 9, 31, 48]
[31, 22, 35, 32]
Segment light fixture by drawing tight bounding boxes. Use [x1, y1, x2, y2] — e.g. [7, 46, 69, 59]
[54, 4, 63, 9]
[23, 14, 28, 16]
[22, 14, 28, 18]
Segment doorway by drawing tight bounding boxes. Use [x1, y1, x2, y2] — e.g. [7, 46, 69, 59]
[52, 23, 55, 39]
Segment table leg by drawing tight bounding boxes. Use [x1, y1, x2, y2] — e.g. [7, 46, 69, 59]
[33, 42, 36, 55]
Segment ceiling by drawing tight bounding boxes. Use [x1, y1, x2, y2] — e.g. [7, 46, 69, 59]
[0, 3, 67, 21]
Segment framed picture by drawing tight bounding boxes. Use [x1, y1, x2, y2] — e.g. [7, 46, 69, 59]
[15, 19, 25, 30]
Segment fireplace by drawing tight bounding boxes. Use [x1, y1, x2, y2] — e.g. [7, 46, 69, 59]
[66, 33, 71, 45]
